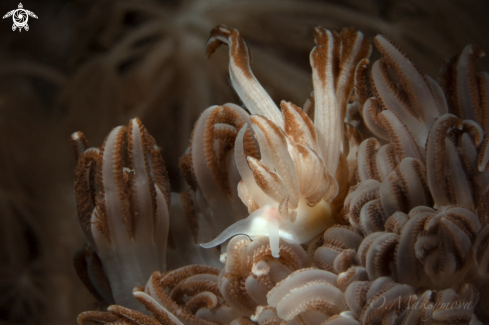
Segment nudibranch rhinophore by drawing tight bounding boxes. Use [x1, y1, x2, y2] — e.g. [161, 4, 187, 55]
[197, 25, 371, 257]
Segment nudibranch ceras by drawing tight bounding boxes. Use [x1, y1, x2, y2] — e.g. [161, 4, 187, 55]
[71, 118, 171, 311]
[198, 25, 371, 257]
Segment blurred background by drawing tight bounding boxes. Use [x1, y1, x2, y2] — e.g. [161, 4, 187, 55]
[0, 0, 488, 324]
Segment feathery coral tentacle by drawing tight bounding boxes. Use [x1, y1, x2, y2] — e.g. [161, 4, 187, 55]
[206, 25, 282, 128]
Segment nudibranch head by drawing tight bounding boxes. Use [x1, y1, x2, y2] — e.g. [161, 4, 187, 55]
[200, 25, 371, 257]
[200, 202, 333, 258]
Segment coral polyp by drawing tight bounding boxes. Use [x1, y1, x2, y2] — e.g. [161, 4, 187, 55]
[72, 24, 489, 325]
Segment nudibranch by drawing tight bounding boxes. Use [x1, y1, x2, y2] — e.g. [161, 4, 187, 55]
[200, 25, 371, 257]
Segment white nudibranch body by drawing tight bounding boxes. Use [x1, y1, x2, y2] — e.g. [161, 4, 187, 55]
[199, 25, 371, 257]
[201, 202, 333, 258]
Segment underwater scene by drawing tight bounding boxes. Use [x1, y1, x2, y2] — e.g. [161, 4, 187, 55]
[0, 0, 489, 324]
